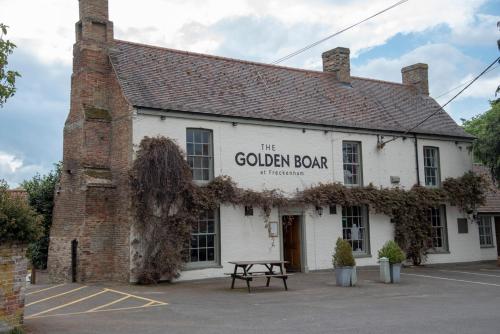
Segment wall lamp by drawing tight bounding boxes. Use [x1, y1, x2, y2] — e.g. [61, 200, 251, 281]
[315, 206, 323, 216]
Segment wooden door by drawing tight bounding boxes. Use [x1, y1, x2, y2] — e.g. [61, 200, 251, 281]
[283, 215, 301, 272]
[495, 217, 500, 257]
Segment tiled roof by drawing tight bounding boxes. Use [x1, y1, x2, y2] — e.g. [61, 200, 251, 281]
[109, 40, 472, 139]
[473, 164, 500, 214]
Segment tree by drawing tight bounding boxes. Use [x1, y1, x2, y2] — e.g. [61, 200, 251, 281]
[21, 163, 61, 269]
[462, 101, 500, 186]
[0, 23, 21, 107]
[0, 179, 43, 244]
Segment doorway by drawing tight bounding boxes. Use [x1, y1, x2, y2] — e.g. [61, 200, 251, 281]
[495, 217, 500, 257]
[282, 215, 302, 272]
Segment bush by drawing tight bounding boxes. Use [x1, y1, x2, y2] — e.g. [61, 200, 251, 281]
[9, 327, 25, 334]
[0, 180, 43, 244]
[332, 238, 355, 267]
[378, 240, 406, 264]
[22, 163, 61, 269]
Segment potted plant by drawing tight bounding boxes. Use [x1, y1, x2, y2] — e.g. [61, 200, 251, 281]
[378, 240, 406, 283]
[332, 238, 356, 287]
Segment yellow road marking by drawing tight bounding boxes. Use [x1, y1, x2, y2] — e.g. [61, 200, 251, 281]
[87, 295, 130, 312]
[27, 290, 109, 319]
[26, 286, 87, 307]
[104, 287, 167, 305]
[27, 303, 166, 319]
[143, 301, 158, 307]
[26, 284, 66, 296]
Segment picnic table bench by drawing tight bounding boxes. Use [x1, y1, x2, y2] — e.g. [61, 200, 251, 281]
[226, 260, 291, 293]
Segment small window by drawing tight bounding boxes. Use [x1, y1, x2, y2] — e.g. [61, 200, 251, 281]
[343, 142, 363, 186]
[428, 206, 448, 252]
[342, 205, 369, 255]
[186, 129, 213, 182]
[457, 218, 468, 234]
[329, 205, 337, 215]
[478, 216, 494, 248]
[424, 146, 440, 187]
[187, 210, 219, 267]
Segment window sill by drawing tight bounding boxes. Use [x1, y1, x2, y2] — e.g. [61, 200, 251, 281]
[183, 264, 223, 271]
[427, 250, 450, 255]
[354, 254, 371, 259]
[480, 245, 495, 249]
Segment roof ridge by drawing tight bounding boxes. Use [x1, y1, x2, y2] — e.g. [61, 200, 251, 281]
[352, 76, 408, 87]
[113, 39, 336, 77]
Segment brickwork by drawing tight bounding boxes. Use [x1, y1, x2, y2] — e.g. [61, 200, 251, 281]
[402, 63, 429, 95]
[322, 47, 351, 84]
[48, 0, 133, 283]
[0, 244, 27, 333]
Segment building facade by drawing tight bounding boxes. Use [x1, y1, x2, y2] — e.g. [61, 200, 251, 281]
[48, 0, 498, 283]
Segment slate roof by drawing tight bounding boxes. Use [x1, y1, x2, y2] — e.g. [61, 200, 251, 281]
[473, 164, 500, 214]
[109, 40, 472, 139]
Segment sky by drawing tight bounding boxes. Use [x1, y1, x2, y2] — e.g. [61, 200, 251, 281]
[0, 0, 499, 187]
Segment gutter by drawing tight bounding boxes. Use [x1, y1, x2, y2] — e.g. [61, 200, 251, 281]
[414, 133, 421, 186]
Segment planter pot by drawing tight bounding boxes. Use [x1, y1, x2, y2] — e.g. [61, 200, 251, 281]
[351, 266, 357, 286]
[335, 266, 353, 287]
[390, 263, 402, 283]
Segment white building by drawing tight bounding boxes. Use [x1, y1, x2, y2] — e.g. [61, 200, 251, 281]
[123, 44, 497, 280]
[49, 0, 497, 283]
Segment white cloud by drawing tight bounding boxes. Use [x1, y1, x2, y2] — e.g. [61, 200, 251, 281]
[353, 43, 484, 96]
[0, 0, 492, 66]
[0, 151, 46, 188]
[0, 152, 22, 173]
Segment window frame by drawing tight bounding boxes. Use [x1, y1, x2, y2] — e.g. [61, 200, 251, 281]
[478, 216, 494, 248]
[428, 206, 449, 253]
[341, 205, 371, 257]
[186, 128, 214, 183]
[342, 141, 363, 187]
[185, 209, 221, 270]
[423, 146, 441, 187]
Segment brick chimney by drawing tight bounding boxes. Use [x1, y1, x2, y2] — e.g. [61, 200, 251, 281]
[76, 0, 113, 43]
[322, 47, 351, 84]
[48, 0, 119, 283]
[401, 63, 429, 95]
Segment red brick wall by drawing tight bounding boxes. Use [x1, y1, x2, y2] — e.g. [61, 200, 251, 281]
[0, 244, 28, 332]
[48, 0, 133, 283]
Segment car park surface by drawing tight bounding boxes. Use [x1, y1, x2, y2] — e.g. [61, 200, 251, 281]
[25, 262, 500, 334]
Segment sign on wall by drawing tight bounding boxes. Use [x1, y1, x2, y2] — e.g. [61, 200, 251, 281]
[234, 144, 329, 176]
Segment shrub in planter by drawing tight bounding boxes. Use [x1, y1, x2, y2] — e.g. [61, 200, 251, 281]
[378, 240, 406, 283]
[332, 238, 356, 287]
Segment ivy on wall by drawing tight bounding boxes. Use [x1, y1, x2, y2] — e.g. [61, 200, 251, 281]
[131, 136, 488, 283]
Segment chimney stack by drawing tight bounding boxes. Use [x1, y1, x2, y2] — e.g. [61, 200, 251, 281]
[401, 63, 429, 95]
[322, 47, 351, 84]
[77, 0, 113, 43]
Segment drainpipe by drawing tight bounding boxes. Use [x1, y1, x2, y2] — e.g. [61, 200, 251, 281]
[414, 134, 420, 186]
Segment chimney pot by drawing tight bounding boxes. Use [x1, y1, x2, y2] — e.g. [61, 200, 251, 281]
[401, 63, 429, 95]
[322, 47, 351, 84]
[77, 0, 113, 43]
[79, 0, 109, 21]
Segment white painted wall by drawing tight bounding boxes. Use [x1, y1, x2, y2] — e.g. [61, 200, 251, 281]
[133, 113, 496, 280]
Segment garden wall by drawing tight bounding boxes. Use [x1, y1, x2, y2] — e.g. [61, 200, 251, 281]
[0, 244, 27, 333]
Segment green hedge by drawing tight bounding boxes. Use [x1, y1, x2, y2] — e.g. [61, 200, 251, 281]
[0, 181, 43, 244]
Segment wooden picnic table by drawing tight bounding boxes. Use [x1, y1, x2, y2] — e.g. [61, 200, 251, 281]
[227, 260, 290, 293]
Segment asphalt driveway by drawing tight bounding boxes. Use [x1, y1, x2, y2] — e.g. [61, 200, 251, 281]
[24, 262, 500, 334]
